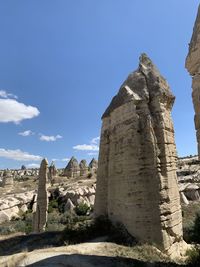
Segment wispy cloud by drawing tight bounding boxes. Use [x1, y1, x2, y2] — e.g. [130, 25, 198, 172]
[73, 136, 100, 151]
[52, 158, 70, 162]
[18, 130, 34, 137]
[0, 99, 40, 123]
[27, 163, 40, 168]
[61, 158, 70, 162]
[39, 134, 62, 142]
[0, 148, 42, 161]
[0, 90, 17, 99]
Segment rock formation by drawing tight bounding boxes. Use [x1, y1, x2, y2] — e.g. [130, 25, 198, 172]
[186, 5, 200, 157]
[95, 54, 186, 257]
[2, 170, 13, 188]
[89, 158, 98, 174]
[48, 161, 57, 182]
[64, 156, 80, 178]
[33, 158, 49, 233]
[79, 160, 88, 176]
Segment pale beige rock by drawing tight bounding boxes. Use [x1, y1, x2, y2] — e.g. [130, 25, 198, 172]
[64, 198, 75, 213]
[180, 192, 189, 205]
[95, 54, 185, 257]
[2, 170, 13, 188]
[89, 158, 98, 174]
[33, 158, 49, 233]
[64, 157, 80, 178]
[186, 5, 200, 157]
[48, 161, 57, 182]
[79, 160, 88, 176]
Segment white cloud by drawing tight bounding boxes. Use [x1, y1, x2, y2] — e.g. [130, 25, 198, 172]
[0, 148, 42, 161]
[52, 158, 70, 162]
[0, 99, 40, 123]
[0, 90, 17, 99]
[73, 136, 100, 151]
[39, 134, 62, 142]
[91, 136, 100, 144]
[73, 144, 99, 151]
[61, 158, 70, 162]
[27, 163, 40, 168]
[18, 130, 34, 137]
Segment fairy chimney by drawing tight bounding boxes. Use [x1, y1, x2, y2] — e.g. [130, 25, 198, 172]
[95, 54, 186, 257]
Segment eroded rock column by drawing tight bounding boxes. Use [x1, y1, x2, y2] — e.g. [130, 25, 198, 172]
[95, 54, 186, 257]
[33, 158, 49, 233]
[64, 156, 80, 178]
[186, 5, 200, 157]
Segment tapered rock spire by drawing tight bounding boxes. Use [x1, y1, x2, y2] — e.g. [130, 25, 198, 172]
[186, 5, 200, 157]
[95, 54, 186, 257]
[33, 158, 49, 233]
[64, 156, 80, 178]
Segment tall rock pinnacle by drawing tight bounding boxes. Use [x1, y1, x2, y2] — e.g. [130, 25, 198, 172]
[95, 54, 186, 257]
[186, 5, 200, 157]
[33, 158, 49, 233]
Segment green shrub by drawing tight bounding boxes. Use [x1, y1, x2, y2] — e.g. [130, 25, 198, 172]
[75, 202, 90, 216]
[186, 247, 200, 266]
[87, 173, 92, 178]
[192, 213, 200, 243]
[60, 216, 137, 246]
[48, 199, 59, 213]
[61, 216, 108, 244]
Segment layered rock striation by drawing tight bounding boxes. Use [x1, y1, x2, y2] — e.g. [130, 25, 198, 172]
[186, 5, 200, 157]
[95, 54, 185, 256]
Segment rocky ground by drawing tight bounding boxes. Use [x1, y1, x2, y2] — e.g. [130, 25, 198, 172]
[0, 239, 184, 267]
[0, 157, 200, 266]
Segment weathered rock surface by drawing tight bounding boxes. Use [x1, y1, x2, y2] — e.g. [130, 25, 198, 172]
[2, 170, 13, 188]
[89, 158, 98, 174]
[186, 5, 200, 157]
[79, 160, 88, 176]
[95, 54, 185, 257]
[64, 156, 80, 178]
[0, 191, 36, 223]
[33, 158, 49, 233]
[48, 161, 57, 183]
[58, 183, 96, 208]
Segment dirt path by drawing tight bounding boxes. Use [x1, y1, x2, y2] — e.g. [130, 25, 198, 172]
[0, 241, 182, 267]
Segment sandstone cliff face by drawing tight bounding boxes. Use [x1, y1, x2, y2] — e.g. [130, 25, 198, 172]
[33, 158, 49, 233]
[186, 5, 200, 157]
[95, 54, 185, 256]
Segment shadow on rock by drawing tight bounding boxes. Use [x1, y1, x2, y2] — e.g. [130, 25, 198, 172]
[24, 254, 184, 267]
[0, 231, 62, 256]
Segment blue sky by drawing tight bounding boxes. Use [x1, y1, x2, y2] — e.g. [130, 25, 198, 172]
[0, 0, 199, 169]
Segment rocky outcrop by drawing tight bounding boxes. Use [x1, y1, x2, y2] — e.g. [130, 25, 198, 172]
[2, 170, 13, 188]
[186, 5, 200, 157]
[59, 184, 96, 208]
[48, 161, 57, 182]
[89, 158, 98, 174]
[0, 191, 36, 223]
[33, 159, 49, 233]
[95, 54, 185, 257]
[64, 157, 80, 178]
[79, 160, 88, 176]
